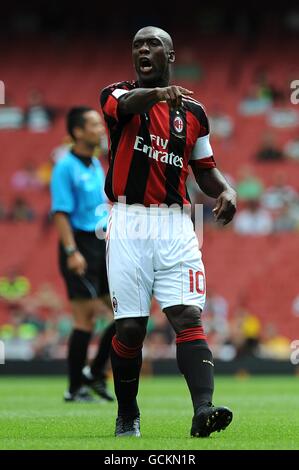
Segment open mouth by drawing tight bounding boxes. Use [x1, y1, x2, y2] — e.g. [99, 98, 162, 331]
[139, 57, 153, 74]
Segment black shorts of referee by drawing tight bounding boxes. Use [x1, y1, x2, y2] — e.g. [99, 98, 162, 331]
[59, 230, 109, 300]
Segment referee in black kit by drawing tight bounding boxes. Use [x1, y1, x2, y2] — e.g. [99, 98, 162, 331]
[51, 107, 115, 402]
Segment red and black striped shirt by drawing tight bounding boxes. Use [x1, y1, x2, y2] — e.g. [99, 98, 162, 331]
[100, 81, 216, 207]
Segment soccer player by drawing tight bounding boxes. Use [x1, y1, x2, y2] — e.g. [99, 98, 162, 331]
[51, 107, 115, 402]
[101, 27, 237, 436]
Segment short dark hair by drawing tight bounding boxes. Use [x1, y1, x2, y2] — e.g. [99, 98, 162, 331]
[67, 106, 93, 139]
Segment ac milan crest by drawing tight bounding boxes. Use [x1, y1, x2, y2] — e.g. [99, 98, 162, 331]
[173, 115, 183, 133]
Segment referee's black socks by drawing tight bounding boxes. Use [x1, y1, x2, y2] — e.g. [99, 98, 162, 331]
[68, 329, 91, 393]
[176, 328, 214, 414]
[111, 336, 142, 418]
[91, 322, 116, 379]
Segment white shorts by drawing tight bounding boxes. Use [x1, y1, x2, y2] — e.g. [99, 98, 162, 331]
[106, 203, 206, 320]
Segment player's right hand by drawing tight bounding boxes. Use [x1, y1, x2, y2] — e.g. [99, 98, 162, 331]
[67, 251, 87, 276]
[156, 85, 193, 110]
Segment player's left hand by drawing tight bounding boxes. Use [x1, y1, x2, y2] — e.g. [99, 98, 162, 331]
[213, 189, 237, 225]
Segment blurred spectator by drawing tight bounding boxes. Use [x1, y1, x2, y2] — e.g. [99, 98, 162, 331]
[239, 70, 284, 117]
[148, 312, 174, 344]
[253, 71, 273, 101]
[144, 331, 176, 359]
[0, 282, 70, 360]
[203, 290, 230, 344]
[236, 167, 264, 201]
[209, 105, 234, 140]
[144, 310, 175, 359]
[24, 89, 55, 132]
[273, 203, 298, 232]
[11, 162, 43, 191]
[0, 302, 45, 360]
[50, 136, 72, 164]
[261, 174, 299, 231]
[0, 330, 36, 360]
[231, 305, 261, 357]
[234, 200, 273, 235]
[35, 160, 54, 188]
[57, 315, 73, 339]
[30, 138, 73, 190]
[0, 269, 31, 301]
[256, 132, 284, 162]
[0, 96, 24, 129]
[261, 323, 290, 359]
[239, 85, 272, 116]
[284, 136, 299, 161]
[261, 173, 297, 211]
[205, 290, 228, 317]
[252, 69, 284, 103]
[33, 322, 60, 359]
[267, 97, 299, 129]
[22, 283, 65, 318]
[11, 302, 45, 334]
[8, 197, 36, 222]
[287, 199, 299, 227]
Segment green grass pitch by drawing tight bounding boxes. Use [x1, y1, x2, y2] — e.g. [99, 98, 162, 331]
[0, 375, 298, 450]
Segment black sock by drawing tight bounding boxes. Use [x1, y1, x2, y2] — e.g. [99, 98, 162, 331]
[111, 336, 142, 418]
[68, 329, 91, 393]
[176, 339, 214, 415]
[90, 322, 116, 379]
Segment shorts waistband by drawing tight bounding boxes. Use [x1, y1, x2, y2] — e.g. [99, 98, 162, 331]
[113, 202, 191, 217]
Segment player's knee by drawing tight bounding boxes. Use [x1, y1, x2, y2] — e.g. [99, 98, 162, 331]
[116, 318, 147, 347]
[164, 305, 202, 334]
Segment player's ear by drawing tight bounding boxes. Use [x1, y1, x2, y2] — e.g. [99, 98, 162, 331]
[168, 50, 175, 64]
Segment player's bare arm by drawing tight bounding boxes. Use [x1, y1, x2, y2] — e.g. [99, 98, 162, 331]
[193, 167, 237, 225]
[118, 85, 193, 115]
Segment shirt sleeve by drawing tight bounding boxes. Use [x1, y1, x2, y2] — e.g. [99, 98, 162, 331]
[189, 104, 216, 170]
[100, 82, 131, 123]
[50, 161, 75, 214]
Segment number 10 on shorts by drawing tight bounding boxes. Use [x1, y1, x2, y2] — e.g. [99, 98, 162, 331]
[189, 269, 205, 294]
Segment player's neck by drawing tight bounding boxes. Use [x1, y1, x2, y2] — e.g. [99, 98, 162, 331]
[138, 73, 170, 89]
[140, 80, 169, 88]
